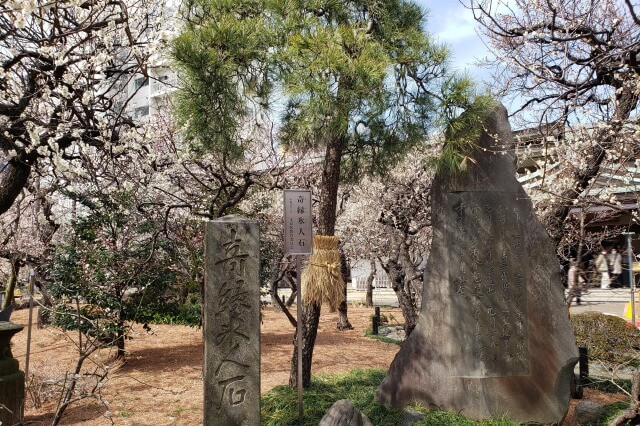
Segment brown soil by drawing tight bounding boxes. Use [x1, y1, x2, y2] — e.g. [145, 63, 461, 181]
[13, 305, 399, 425]
[564, 387, 627, 426]
[9, 306, 627, 425]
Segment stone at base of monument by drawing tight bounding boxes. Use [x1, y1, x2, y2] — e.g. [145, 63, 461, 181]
[0, 321, 25, 426]
[574, 401, 604, 425]
[318, 399, 372, 426]
[375, 102, 579, 424]
[402, 409, 426, 425]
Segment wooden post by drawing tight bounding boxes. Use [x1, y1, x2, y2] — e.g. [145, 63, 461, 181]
[624, 233, 636, 326]
[373, 307, 380, 335]
[296, 255, 303, 420]
[22, 270, 35, 421]
[578, 347, 589, 385]
[283, 189, 312, 421]
[372, 317, 379, 335]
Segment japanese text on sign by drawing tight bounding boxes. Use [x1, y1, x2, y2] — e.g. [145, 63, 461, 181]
[284, 190, 313, 254]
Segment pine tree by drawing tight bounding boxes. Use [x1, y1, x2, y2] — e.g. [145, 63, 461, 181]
[173, 0, 482, 388]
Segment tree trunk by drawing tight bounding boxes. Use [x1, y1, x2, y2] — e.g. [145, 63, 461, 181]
[317, 137, 344, 236]
[0, 159, 30, 216]
[289, 302, 321, 388]
[336, 248, 353, 330]
[365, 257, 376, 308]
[36, 279, 55, 328]
[398, 239, 423, 312]
[286, 289, 297, 308]
[2, 258, 20, 310]
[269, 277, 282, 312]
[381, 253, 418, 336]
[52, 354, 89, 426]
[285, 275, 297, 308]
[116, 311, 125, 358]
[290, 135, 344, 388]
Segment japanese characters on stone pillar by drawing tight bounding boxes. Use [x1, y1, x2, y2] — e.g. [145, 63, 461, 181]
[204, 216, 260, 426]
[284, 190, 313, 255]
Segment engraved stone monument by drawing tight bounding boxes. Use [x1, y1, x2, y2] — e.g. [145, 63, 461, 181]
[204, 217, 260, 426]
[376, 102, 579, 423]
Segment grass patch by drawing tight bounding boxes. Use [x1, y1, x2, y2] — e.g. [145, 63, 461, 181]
[261, 368, 518, 425]
[408, 406, 517, 425]
[364, 327, 402, 346]
[582, 376, 633, 394]
[261, 369, 403, 425]
[601, 400, 630, 425]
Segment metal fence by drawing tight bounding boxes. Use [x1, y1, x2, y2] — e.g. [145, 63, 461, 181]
[353, 275, 392, 290]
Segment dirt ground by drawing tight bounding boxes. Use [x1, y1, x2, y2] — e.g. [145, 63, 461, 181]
[12, 305, 400, 425]
[9, 305, 627, 425]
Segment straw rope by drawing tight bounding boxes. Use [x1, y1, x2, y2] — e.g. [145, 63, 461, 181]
[301, 235, 344, 312]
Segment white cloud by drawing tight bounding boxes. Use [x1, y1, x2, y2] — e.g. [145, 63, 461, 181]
[431, 6, 478, 43]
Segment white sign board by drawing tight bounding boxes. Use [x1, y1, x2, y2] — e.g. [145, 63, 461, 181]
[284, 189, 313, 255]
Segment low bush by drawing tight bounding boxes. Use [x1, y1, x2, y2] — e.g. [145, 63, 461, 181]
[134, 301, 202, 327]
[571, 312, 640, 365]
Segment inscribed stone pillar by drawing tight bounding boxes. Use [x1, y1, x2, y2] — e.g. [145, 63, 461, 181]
[204, 217, 260, 426]
[376, 102, 579, 423]
[0, 321, 25, 425]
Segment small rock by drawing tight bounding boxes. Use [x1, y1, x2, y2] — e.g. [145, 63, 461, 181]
[402, 409, 426, 425]
[395, 325, 404, 331]
[574, 400, 604, 425]
[318, 399, 372, 426]
[378, 327, 393, 335]
[387, 330, 406, 342]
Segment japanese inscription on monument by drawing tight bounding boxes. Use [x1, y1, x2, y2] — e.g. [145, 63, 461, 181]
[446, 192, 530, 377]
[376, 102, 578, 424]
[284, 189, 313, 255]
[204, 218, 260, 426]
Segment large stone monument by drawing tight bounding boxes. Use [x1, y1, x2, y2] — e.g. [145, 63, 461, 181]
[376, 103, 578, 423]
[0, 321, 25, 425]
[204, 217, 260, 426]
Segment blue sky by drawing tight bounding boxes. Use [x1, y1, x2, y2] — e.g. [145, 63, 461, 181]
[416, 1, 493, 83]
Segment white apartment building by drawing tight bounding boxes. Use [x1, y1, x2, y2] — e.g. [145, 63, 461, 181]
[125, 65, 179, 120]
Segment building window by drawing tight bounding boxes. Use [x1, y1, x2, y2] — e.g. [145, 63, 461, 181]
[134, 106, 150, 118]
[133, 77, 149, 90]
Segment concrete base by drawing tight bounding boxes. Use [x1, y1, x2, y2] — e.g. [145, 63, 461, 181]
[0, 370, 25, 425]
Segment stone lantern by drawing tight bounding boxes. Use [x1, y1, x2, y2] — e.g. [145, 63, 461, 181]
[0, 322, 24, 425]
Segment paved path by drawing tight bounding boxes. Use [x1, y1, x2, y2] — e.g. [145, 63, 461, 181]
[267, 287, 639, 380]
[269, 287, 639, 313]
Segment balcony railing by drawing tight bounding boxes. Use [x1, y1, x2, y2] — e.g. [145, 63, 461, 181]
[150, 76, 178, 97]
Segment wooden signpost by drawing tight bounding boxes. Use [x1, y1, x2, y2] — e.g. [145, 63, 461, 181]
[283, 189, 312, 421]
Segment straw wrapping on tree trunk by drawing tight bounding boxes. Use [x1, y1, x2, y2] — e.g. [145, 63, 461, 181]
[301, 235, 343, 312]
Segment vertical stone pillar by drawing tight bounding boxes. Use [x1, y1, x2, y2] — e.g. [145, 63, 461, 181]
[204, 216, 260, 426]
[0, 322, 25, 425]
